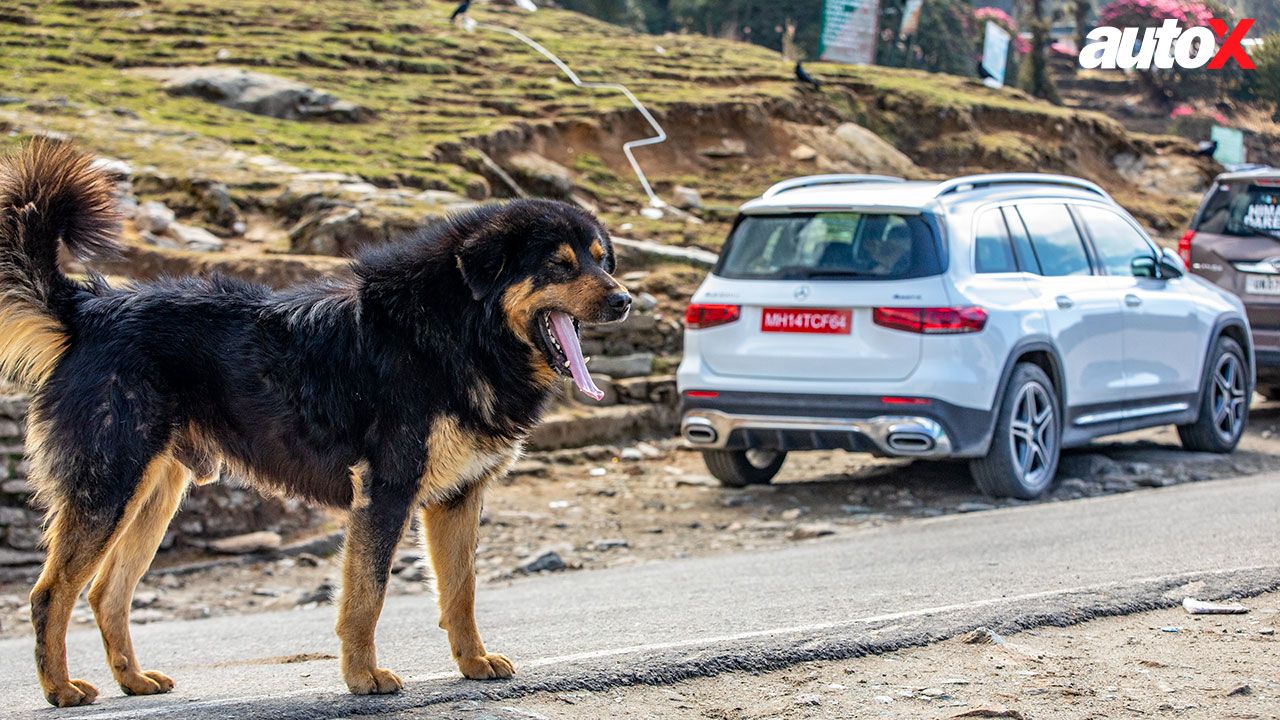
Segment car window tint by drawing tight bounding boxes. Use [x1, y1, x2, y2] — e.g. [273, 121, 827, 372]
[1002, 207, 1041, 274]
[1196, 181, 1280, 240]
[1020, 204, 1091, 276]
[1076, 206, 1153, 276]
[974, 209, 1017, 273]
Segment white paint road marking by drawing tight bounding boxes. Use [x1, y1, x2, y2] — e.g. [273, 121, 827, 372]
[70, 563, 1279, 720]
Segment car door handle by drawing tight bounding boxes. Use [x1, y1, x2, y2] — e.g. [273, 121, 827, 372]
[1125, 294, 1142, 308]
[1055, 295, 1074, 309]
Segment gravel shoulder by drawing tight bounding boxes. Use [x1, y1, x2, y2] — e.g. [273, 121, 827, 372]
[439, 592, 1280, 720]
[0, 402, 1277, 639]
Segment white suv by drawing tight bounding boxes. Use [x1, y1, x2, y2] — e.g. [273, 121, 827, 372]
[677, 174, 1254, 499]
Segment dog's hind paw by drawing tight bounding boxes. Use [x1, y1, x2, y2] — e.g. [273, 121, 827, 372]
[45, 679, 98, 707]
[458, 652, 515, 680]
[345, 667, 403, 695]
[120, 669, 175, 696]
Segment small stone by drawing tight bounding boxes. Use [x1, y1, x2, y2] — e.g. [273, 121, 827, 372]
[209, 531, 282, 555]
[2, 479, 33, 495]
[619, 448, 643, 462]
[675, 474, 718, 487]
[634, 292, 658, 312]
[948, 707, 1025, 719]
[790, 145, 817, 161]
[1260, 627, 1275, 636]
[510, 460, 549, 477]
[874, 695, 893, 704]
[398, 563, 429, 582]
[920, 687, 951, 699]
[793, 693, 821, 706]
[297, 581, 334, 605]
[591, 538, 629, 551]
[131, 591, 160, 609]
[135, 201, 175, 235]
[294, 553, 321, 568]
[5, 526, 42, 550]
[169, 223, 225, 252]
[0, 507, 28, 526]
[588, 467, 607, 477]
[962, 627, 1005, 645]
[840, 504, 874, 515]
[1224, 684, 1252, 697]
[956, 502, 996, 513]
[517, 548, 567, 574]
[671, 186, 703, 210]
[779, 508, 805, 521]
[789, 522, 837, 540]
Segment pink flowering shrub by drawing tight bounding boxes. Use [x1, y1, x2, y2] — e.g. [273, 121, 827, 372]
[1098, 0, 1216, 28]
[974, 6, 1031, 54]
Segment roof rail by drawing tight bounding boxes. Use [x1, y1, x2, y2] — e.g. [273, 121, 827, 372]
[932, 173, 1110, 199]
[762, 174, 904, 199]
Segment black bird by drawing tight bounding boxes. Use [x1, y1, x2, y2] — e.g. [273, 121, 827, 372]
[450, 0, 471, 21]
[1196, 139, 1219, 158]
[794, 61, 822, 90]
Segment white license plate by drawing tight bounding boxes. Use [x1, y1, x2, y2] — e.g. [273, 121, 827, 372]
[1246, 275, 1280, 296]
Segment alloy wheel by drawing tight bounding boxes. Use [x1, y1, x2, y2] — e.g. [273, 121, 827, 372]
[1210, 353, 1247, 443]
[1009, 382, 1055, 491]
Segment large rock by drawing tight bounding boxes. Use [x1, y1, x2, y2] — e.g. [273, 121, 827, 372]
[588, 353, 654, 378]
[145, 67, 369, 123]
[504, 152, 575, 200]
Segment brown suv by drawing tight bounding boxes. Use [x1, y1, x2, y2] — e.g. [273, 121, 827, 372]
[1183, 169, 1280, 399]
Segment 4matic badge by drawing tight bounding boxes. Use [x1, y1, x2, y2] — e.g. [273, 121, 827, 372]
[1080, 18, 1255, 71]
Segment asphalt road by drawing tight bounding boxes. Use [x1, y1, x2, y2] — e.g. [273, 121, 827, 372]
[2, 472, 1278, 719]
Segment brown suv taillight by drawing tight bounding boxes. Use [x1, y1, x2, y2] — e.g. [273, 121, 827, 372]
[685, 303, 740, 329]
[1178, 230, 1195, 266]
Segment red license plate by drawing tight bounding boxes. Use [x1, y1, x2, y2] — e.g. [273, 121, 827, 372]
[760, 307, 852, 334]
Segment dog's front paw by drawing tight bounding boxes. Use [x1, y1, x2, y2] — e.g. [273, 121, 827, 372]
[120, 669, 175, 696]
[345, 667, 403, 695]
[45, 679, 99, 707]
[458, 652, 515, 680]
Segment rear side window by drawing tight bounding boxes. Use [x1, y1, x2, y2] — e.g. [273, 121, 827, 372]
[1002, 207, 1041, 273]
[1076, 206, 1154, 276]
[1019, 204, 1092, 277]
[974, 209, 1017, 273]
[716, 212, 942, 280]
[1195, 180, 1280, 239]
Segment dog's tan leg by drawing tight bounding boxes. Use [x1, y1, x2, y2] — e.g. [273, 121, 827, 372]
[30, 509, 113, 708]
[422, 482, 513, 680]
[87, 457, 188, 696]
[336, 477, 413, 695]
[31, 451, 174, 707]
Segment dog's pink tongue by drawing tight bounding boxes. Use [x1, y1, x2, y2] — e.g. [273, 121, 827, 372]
[549, 311, 603, 401]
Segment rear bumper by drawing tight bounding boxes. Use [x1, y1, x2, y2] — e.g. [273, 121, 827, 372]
[679, 391, 995, 458]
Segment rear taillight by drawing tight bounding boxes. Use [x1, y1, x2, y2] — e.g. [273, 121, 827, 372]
[1178, 230, 1195, 266]
[684, 390, 720, 398]
[873, 306, 988, 334]
[685, 303, 740, 329]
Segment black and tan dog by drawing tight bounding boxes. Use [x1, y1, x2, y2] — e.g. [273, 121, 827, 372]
[0, 139, 630, 707]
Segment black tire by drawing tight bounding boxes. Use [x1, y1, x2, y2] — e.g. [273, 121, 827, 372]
[969, 363, 1061, 500]
[1178, 336, 1249, 453]
[702, 449, 786, 488]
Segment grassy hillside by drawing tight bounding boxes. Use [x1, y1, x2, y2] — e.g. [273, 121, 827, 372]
[0, 0, 1213, 271]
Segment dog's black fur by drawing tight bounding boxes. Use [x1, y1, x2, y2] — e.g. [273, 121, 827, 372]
[1, 139, 630, 706]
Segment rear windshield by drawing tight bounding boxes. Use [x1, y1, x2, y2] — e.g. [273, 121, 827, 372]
[1194, 180, 1280, 240]
[715, 212, 942, 280]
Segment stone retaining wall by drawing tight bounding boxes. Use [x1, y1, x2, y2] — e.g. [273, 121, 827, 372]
[0, 395, 328, 567]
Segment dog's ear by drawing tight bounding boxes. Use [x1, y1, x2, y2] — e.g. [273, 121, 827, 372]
[455, 231, 513, 301]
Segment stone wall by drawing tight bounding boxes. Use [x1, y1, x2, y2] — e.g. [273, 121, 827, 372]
[0, 395, 328, 568]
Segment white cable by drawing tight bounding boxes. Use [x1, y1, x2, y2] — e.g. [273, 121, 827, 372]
[465, 17, 668, 208]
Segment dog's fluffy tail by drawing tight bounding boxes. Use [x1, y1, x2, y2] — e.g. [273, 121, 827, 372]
[0, 137, 120, 388]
